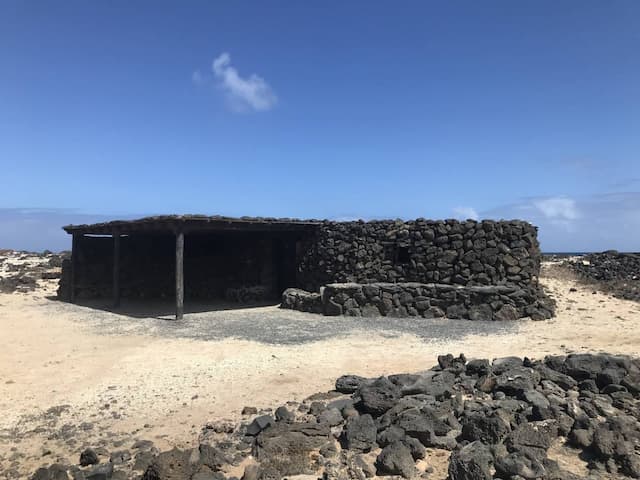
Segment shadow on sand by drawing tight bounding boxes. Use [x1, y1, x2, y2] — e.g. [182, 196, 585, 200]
[44, 296, 521, 346]
[45, 296, 280, 320]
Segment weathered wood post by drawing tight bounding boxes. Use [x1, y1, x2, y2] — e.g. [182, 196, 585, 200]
[70, 233, 79, 303]
[175, 229, 184, 320]
[113, 230, 120, 308]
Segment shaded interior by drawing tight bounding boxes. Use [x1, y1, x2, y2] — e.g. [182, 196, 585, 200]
[74, 231, 301, 301]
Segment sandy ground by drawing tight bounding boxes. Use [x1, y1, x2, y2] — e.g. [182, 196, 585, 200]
[1, 262, 639, 477]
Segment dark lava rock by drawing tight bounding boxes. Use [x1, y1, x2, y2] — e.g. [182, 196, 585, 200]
[388, 373, 421, 387]
[394, 409, 456, 449]
[274, 406, 294, 422]
[620, 453, 640, 478]
[79, 448, 99, 467]
[197, 443, 229, 471]
[134, 450, 155, 471]
[494, 304, 519, 321]
[537, 365, 578, 390]
[465, 359, 491, 377]
[401, 371, 456, 400]
[354, 377, 401, 417]
[142, 448, 192, 480]
[308, 401, 326, 416]
[461, 411, 510, 444]
[31, 464, 69, 480]
[402, 436, 426, 461]
[109, 450, 131, 465]
[254, 421, 330, 466]
[494, 451, 546, 479]
[495, 366, 540, 397]
[437, 353, 466, 372]
[84, 463, 115, 480]
[253, 422, 330, 477]
[342, 414, 377, 452]
[246, 415, 275, 436]
[523, 389, 550, 410]
[492, 357, 523, 374]
[448, 441, 493, 480]
[507, 420, 558, 451]
[578, 379, 599, 393]
[317, 407, 343, 426]
[377, 426, 406, 447]
[375, 441, 416, 478]
[564, 353, 628, 382]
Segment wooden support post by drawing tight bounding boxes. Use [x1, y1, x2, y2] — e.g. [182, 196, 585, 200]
[175, 230, 184, 320]
[113, 231, 120, 308]
[70, 233, 79, 303]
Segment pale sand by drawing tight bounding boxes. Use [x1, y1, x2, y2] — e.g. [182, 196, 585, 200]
[1, 263, 639, 476]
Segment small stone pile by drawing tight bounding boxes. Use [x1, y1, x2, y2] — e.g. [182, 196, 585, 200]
[31, 352, 640, 480]
[565, 251, 640, 302]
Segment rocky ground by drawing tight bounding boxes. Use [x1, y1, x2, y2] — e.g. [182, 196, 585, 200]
[562, 251, 640, 302]
[0, 250, 66, 294]
[30, 352, 640, 480]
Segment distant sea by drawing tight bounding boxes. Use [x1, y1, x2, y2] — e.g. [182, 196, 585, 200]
[542, 252, 590, 257]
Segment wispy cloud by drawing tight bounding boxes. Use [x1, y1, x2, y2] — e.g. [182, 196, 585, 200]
[483, 192, 640, 252]
[452, 206, 479, 220]
[194, 52, 277, 113]
[533, 196, 579, 221]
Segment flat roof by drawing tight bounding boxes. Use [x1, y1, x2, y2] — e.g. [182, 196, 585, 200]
[63, 215, 322, 235]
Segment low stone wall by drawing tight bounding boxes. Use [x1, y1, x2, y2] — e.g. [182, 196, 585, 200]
[282, 281, 555, 320]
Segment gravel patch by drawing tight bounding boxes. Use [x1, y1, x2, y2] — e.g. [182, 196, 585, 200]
[44, 299, 520, 345]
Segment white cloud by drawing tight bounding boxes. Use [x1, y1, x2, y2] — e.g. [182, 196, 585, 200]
[482, 192, 640, 251]
[533, 197, 579, 220]
[208, 52, 277, 112]
[452, 206, 479, 220]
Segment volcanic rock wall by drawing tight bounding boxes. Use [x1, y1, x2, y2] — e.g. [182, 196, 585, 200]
[287, 219, 554, 320]
[296, 219, 541, 289]
[283, 281, 554, 320]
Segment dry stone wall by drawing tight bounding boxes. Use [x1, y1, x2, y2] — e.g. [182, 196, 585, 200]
[296, 219, 541, 291]
[287, 219, 554, 320]
[282, 281, 554, 320]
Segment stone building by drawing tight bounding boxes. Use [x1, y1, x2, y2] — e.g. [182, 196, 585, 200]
[58, 215, 554, 320]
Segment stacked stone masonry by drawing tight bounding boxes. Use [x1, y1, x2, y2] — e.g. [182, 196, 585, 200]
[286, 219, 555, 320]
[282, 282, 554, 320]
[297, 219, 541, 290]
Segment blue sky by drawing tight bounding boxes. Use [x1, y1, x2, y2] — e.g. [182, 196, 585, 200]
[1, 1, 639, 251]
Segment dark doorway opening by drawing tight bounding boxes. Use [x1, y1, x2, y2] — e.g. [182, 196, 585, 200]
[184, 230, 299, 302]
